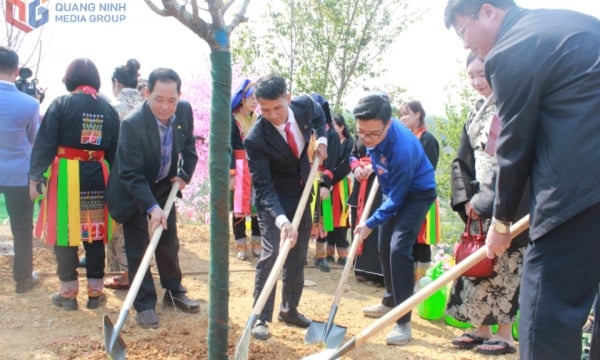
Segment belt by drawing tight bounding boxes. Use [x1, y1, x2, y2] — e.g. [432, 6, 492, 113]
[57, 146, 105, 161]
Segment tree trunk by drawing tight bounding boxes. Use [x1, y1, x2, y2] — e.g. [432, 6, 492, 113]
[208, 49, 232, 360]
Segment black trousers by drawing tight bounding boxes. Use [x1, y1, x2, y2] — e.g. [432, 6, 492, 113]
[55, 240, 105, 280]
[232, 214, 260, 240]
[326, 227, 349, 249]
[519, 201, 600, 360]
[254, 207, 311, 322]
[378, 189, 436, 324]
[0, 186, 33, 282]
[123, 179, 183, 312]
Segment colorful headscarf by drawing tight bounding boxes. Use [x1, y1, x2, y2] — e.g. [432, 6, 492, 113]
[231, 79, 255, 111]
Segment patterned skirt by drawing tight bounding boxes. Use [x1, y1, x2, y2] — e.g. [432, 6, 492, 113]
[446, 246, 525, 325]
[35, 153, 112, 247]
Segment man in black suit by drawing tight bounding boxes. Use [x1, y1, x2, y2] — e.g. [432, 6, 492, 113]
[243, 74, 328, 340]
[106, 68, 198, 329]
[445, 1, 600, 358]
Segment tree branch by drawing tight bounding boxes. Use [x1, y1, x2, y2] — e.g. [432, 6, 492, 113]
[228, 0, 251, 32]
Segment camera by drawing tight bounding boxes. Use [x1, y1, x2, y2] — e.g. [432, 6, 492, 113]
[15, 67, 45, 103]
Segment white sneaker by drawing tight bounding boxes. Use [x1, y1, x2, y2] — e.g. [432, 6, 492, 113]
[236, 250, 247, 260]
[235, 243, 248, 260]
[386, 323, 412, 345]
[362, 303, 392, 318]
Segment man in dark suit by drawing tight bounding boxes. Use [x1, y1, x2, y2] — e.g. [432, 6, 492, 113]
[243, 74, 328, 340]
[106, 68, 198, 329]
[445, 1, 600, 358]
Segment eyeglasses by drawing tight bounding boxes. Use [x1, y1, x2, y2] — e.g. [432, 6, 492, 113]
[356, 126, 387, 140]
[455, 7, 481, 39]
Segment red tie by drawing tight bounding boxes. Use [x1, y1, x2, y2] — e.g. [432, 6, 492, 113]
[285, 122, 300, 158]
[486, 113, 501, 156]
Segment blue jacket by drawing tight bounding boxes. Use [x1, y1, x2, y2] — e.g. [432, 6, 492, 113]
[366, 120, 436, 228]
[0, 81, 39, 186]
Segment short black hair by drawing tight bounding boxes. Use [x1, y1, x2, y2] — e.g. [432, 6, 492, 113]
[63, 58, 101, 92]
[353, 94, 392, 124]
[255, 74, 287, 100]
[444, 0, 516, 29]
[0, 46, 19, 74]
[148, 68, 181, 94]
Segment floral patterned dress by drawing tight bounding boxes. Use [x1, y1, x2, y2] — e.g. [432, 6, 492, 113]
[446, 98, 528, 326]
[106, 88, 144, 272]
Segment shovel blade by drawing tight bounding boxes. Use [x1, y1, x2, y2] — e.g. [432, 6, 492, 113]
[234, 314, 257, 360]
[304, 320, 347, 349]
[305, 320, 326, 344]
[103, 315, 126, 360]
[323, 325, 347, 349]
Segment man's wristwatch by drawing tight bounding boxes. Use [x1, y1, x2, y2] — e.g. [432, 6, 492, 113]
[491, 218, 511, 234]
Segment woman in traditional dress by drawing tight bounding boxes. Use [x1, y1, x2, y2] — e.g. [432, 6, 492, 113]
[230, 79, 261, 260]
[447, 53, 529, 355]
[323, 113, 354, 265]
[29, 58, 120, 310]
[309, 93, 341, 273]
[349, 136, 384, 285]
[399, 100, 440, 284]
[104, 58, 144, 290]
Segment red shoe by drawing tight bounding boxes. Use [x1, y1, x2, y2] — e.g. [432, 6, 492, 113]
[104, 273, 129, 290]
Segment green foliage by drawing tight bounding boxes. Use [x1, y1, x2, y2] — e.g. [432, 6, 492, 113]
[232, 0, 420, 110]
[432, 78, 479, 244]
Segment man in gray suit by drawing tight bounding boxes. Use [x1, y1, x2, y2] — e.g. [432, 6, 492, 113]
[243, 74, 328, 340]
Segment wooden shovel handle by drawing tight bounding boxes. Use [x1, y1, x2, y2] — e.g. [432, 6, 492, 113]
[121, 181, 180, 312]
[355, 214, 530, 347]
[250, 157, 322, 316]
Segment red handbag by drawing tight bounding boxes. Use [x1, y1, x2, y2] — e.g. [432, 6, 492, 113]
[454, 214, 496, 278]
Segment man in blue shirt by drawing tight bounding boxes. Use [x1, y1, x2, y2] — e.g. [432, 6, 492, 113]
[0, 46, 40, 293]
[353, 94, 436, 346]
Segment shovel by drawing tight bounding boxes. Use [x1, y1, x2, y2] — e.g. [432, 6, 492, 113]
[303, 214, 529, 360]
[103, 181, 180, 360]
[305, 179, 380, 348]
[234, 157, 322, 360]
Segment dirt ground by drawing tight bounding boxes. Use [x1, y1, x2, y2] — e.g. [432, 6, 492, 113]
[0, 223, 519, 360]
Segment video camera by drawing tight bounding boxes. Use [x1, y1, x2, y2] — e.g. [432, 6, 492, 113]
[15, 67, 45, 103]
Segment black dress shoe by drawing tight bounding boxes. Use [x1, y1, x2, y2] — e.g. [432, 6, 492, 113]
[51, 293, 78, 311]
[136, 309, 160, 329]
[164, 290, 200, 313]
[86, 293, 106, 309]
[278, 310, 311, 328]
[15, 271, 40, 293]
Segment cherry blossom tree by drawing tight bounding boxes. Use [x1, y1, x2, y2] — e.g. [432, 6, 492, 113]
[144, 1, 251, 358]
